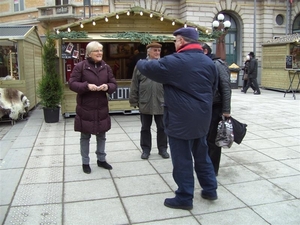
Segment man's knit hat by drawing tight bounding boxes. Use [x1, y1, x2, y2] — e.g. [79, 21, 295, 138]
[173, 27, 199, 42]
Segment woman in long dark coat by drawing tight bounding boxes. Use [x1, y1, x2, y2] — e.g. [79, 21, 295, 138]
[69, 41, 117, 174]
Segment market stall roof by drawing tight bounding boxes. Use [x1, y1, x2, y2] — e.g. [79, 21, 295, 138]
[54, 6, 210, 37]
[0, 25, 42, 46]
[262, 33, 300, 46]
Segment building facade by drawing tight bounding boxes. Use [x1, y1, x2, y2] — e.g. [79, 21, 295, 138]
[0, 0, 299, 75]
[1, 0, 299, 115]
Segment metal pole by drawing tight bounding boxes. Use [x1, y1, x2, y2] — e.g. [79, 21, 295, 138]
[253, 0, 256, 54]
[83, 0, 86, 19]
[286, 0, 289, 34]
[89, 0, 91, 18]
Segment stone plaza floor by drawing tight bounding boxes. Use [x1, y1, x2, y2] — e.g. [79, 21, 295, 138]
[0, 89, 299, 225]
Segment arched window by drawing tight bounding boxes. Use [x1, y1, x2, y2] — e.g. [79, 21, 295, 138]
[292, 14, 300, 33]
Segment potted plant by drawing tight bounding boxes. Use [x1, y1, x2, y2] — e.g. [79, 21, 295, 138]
[37, 31, 63, 123]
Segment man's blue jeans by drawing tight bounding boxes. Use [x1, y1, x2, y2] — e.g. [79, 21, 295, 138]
[169, 136, 218, 204]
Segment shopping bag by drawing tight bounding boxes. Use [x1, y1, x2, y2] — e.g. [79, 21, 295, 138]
[215, 116, 234, 148]
[230, 116, 247, 144]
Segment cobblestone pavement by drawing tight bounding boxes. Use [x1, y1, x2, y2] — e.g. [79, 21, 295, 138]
[1, 89, 299, 225]
[0, 123, 11, 140]
[0, 117, 28, 140]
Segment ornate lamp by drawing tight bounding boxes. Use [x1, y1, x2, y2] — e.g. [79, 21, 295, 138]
[213, 13, 231, 61]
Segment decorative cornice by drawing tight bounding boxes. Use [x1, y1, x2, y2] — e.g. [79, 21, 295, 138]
[263, 33, 300, 45]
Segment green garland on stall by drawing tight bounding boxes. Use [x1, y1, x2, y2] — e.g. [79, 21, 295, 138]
[50, 31, 89, 39]
[49, 30, 222, 43]
[103, 32, 173, 45]
[103, 31, 223, 44]
[199, 30, 224, 42]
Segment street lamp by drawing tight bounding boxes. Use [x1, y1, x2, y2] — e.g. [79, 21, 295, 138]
[213, 13, 231, 61]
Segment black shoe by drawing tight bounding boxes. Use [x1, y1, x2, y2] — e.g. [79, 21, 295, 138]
[164, 198, 193, 210]
[201, 192, 218, 201]
[141, 152, 150, 159]
[82, 164, 91, 174]
[97, 160, 112, 170]
[159, 151, 170, 159]
[253, 91, 261, 95]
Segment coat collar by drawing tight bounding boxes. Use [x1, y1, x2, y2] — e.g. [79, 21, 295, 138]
[177, 43, 203, 53]
[87, 57, 103, 67]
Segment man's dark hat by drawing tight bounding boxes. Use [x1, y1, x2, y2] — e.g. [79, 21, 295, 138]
[249, 52, 255, 57]
[173, 27, 199, 42]
[146, 42, 162, 49]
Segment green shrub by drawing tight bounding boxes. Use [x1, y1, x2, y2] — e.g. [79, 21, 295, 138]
[37, 31, 63, 108]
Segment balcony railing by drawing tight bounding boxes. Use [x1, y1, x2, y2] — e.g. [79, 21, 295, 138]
[37, 4, 77, 20]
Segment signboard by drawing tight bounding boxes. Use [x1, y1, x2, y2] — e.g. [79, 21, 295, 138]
[230, 72, 237, 83]
[109, 87, 130, 100]
[286, 55, 293, 69]
[61, 43, 73, 59]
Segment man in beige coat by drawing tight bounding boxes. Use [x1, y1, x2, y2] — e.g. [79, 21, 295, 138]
[129, 42, 169, 159]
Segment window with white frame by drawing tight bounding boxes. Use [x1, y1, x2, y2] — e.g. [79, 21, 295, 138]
[55, 0, 68, 5]
[92, 0, 104, 4]
[14, 0, 24, 12]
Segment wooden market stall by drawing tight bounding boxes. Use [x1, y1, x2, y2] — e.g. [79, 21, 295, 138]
[261, 33, 300, 93]
[54, 7, 209, 117]
[0, 25, 43, 110]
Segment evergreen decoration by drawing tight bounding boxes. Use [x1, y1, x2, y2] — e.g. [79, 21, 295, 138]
[50, 29, 221, 43]
[199, 30, 224, 42]
[37, 31, 63, 109]
[103, 32, 173, 45]
[51, 31, 88, 39]
[103, 30, 222, 44]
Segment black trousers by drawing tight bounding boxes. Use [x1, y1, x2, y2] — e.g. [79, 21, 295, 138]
[242, 79, 256, 91]
[140, 114, 167, 154]
[206, 104, 222, 175]
[243, 77, 260, 93]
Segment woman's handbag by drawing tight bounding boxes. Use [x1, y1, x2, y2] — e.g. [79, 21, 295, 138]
[243, 73, 248, 80]
[215, 116, 234, 148]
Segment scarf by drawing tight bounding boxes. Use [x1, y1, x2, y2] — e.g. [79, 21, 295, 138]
[177, 43, 203, 53]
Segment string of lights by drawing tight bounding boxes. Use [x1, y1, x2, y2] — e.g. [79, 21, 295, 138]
[58, 8, 202, 34]
[53, 7, 223, 43]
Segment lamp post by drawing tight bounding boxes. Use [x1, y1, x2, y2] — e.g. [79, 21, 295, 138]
[212, 13, 231, 61]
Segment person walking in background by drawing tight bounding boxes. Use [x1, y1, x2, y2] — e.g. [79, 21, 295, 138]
[242, 52, 261, 95]
[129, 42, 169, 160]
[136, 27, 218, 210]
[69, 41, 117, 174]
[202, 43, 231, 176]
[241, 54, 256, 93]
[241, 55, 250, 91]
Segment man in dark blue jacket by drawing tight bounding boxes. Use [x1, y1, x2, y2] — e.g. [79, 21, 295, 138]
[136, 27, 218, 210]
